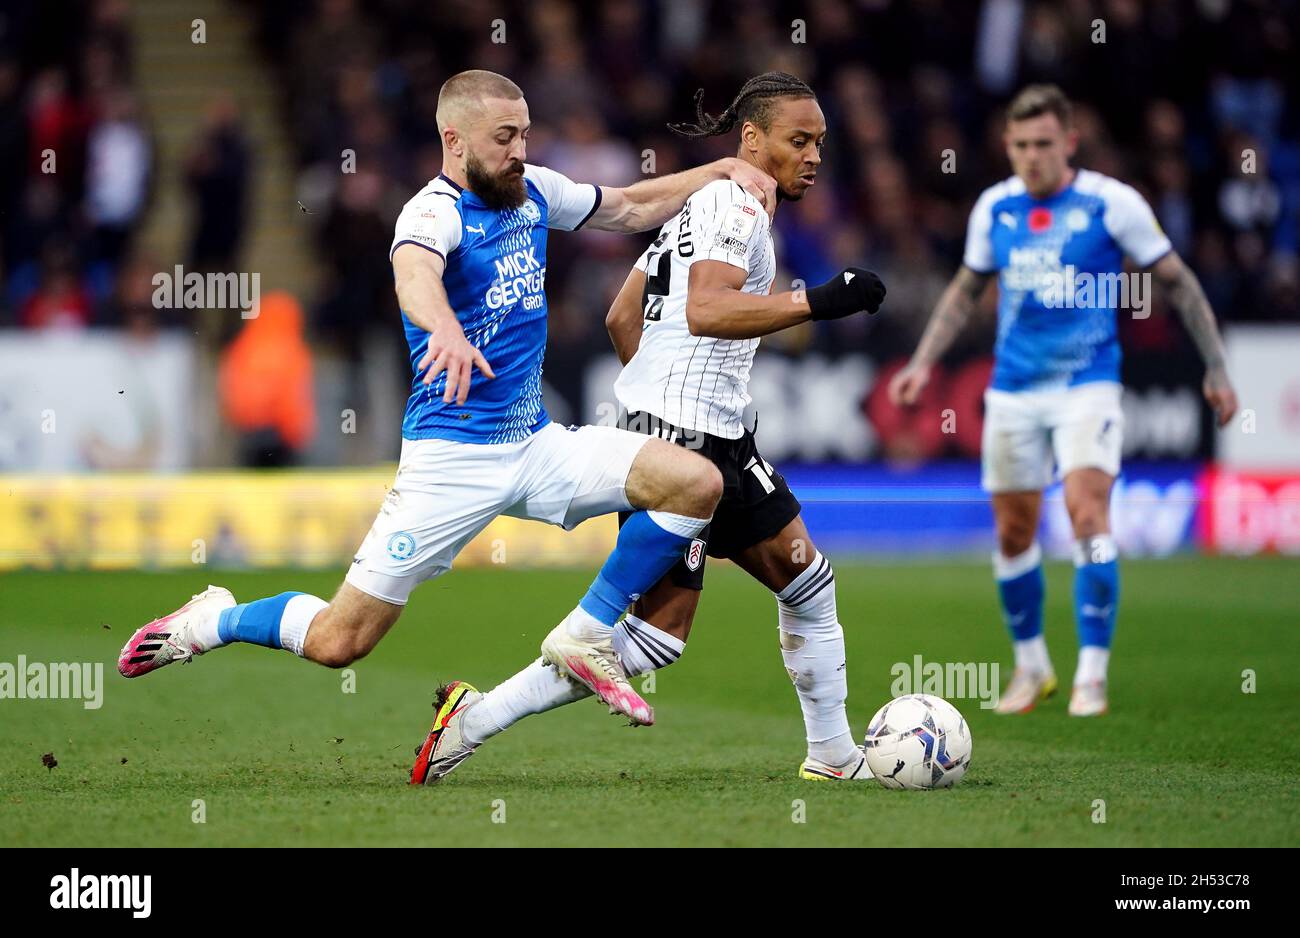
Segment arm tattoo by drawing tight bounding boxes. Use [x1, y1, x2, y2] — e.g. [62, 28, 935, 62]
[912, 266, 992, 366]
[1159, 256, 1227, 371]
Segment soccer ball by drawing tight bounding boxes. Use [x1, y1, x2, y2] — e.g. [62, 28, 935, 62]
[862, 694, 972, 790]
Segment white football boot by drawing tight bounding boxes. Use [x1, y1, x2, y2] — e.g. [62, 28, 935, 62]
[540, 611, 653, 726]
[994, 668, 1058, 714]
[799, 745, 874, 781]
[1068, 680, 1109, 717]
[117, 585, 235, 678]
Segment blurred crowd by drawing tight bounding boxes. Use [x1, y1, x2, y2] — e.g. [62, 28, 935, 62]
[1, 0, 1297, 462]
[250, 0, 1299, 389]
[0, 0, 257, 333]
[0, 0, 152, 331]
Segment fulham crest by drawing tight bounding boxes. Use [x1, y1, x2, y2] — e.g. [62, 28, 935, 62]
[684, 538, 706, 572]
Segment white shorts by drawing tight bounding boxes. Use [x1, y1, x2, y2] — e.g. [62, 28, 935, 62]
[981, 382, 1124, 493]
[346, 422, 651, 604]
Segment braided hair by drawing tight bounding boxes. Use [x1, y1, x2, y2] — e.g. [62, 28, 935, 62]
[668, 71, 815, 139]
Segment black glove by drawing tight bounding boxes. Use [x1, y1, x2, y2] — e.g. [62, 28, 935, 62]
[806, 267, 886, 320]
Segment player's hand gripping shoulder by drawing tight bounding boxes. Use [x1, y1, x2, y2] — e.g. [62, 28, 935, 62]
[589, 158, 777, 232]
[805, 267, 887, 320]
[716, 157, 778, 217]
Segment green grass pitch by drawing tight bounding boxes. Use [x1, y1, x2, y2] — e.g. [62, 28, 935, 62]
[1, 557, 1296, 847]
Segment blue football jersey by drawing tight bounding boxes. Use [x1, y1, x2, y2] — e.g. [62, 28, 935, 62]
[963, 169, 1172, 391]
[389, 164, 601, 443]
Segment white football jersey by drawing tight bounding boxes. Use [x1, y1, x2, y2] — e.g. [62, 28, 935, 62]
[614, 179, 776, 438]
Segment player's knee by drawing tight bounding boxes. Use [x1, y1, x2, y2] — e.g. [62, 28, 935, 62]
[653, 450, 722, 516]
[996, 525, 1035, 558]
[686, 457, 723, 513]
[1068, 502, 1109, 539]
[995, 510, 1036, 554]
[1064, 492, 1107, 537]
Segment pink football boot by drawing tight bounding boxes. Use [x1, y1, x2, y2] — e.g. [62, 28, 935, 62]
[118, 586, 235, 678]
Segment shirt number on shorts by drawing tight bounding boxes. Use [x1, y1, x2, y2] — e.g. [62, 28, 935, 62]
[744, 456, 776, 494]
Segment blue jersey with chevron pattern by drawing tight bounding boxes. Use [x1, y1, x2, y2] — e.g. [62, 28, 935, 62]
[389, 165, 600, 444]
[962, 169, 1172, 392]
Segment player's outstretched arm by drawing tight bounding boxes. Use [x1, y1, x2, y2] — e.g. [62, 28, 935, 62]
[888, 265, 991, 406]
[606, 267, 648, 365]
[392, 243, 495, 404]
[685, 261, 885, 339]
[585, 158, 776, 234]
[1149, 251, 1239, 427]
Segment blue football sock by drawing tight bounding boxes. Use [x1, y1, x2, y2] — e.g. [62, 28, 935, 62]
[217, 592, 306, 649]
[1073, 535, 1119, 649]
[579, 510, 707, 627]
[994, 543, 1045, 642]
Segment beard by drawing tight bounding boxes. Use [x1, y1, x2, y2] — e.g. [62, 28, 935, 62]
[466, 151, 527, 210]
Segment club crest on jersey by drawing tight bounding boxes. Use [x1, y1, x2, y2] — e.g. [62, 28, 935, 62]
[519, 200, 541, 223]
[1067, 208, 1090, 231]
[722, 204, 757, 239]
[387, 532, 417, 561]
[684, 538, 706, 571]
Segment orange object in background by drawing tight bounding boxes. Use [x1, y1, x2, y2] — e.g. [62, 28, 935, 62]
[218, 290, 316, 453]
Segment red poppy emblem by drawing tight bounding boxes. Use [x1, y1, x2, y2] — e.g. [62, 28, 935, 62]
[1028, 207, 1053, 233]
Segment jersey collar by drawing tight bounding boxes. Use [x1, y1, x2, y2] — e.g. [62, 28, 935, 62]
[1032, 167, 1078, 204]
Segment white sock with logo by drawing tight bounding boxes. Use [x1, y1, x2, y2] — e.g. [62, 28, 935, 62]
[613, 614, 685, 675]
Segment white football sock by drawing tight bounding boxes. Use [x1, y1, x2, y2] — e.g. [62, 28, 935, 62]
[564, 605, 612, 642]
[192, 604, 226, 651]
[463, 659, 587, 744]
[1075, 645, 1110, 685]
[465, 615, 685, 745]
[279, 594, 327, 657]
[613, 614, 685, 675]
[1013, 635, 1052, 674]
[992, 541, 1042, 579]
[646, 509, 711, 539]
[776, 553, 857, 766]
